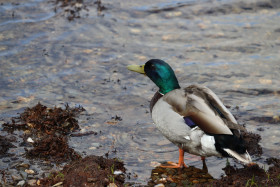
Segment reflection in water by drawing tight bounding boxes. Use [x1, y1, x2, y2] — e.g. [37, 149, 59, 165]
[0, 0, 279, 185]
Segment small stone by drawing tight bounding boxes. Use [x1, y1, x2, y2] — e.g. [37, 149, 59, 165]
[154, 184, 165, 187]
[17, 163, 30, 169]
[166, 176, 175, 182]
[150, 161, 161, 167]
[91, 143, 100, 147]
[161, 174, 167, 178]
[113, 170, 123, 175]
[25, 169, 35, 174]
[20, 171, 28, 180]
[17, 180, 25, 186]
[12, 174, 22, 181]
[192, 180, 199, 184]
[107, 183, 118, 187]
[2, 158, 10, 163]
[27, 179, 37, 186]
[27, 137, 34, 143]
[52, 182, 63, 187]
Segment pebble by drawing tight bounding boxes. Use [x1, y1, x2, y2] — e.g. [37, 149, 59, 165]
[2, 158, 10, 163]
[20, 171, 28, 179]
[12, 174, 22, 181]
[154, 184, 165, 187]
[107, 183, 118, 187]
[27, 179, 37, 186]
[25, 169, 35, 174]
[91, 142, 100, 147]
[17, 180, 25, 186]
[150, 161, 161, 167]
[192, 180, 199, 184]
[52, 182, 63, 187]
[17, 163, 30, 169]
[159, 177, 167, 182]
[27, 137, 34, 143]
[113, 170, 123, 175]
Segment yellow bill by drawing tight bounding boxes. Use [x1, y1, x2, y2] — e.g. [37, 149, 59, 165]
[127, 64, 145, 74]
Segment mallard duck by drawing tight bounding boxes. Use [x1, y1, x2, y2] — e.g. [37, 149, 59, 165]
[127, 59, 252, 170]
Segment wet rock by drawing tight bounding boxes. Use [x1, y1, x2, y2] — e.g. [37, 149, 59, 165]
[113, 170, 124, 175]
[16, 163, 30, 169]
[192, 179, 199, 184]
[25, 169, 35, 175]
[52, 182, 63, 187]
[154, 184, 165, 187]
[16, 180, 25, 186]
[12, 174, 22, 181]
[2, 158, 10, 163]
[27, 179, 37, 186]
[27, 137, 34, 143]
[107, 183, 118, 187]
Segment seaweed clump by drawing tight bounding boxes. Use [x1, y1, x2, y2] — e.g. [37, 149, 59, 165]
[52, 0, 107, 21]
[2, 103, 84, 162]
[241, 131, 263, 156]
[26, 134, 81, 162]
[39, 155, 126, 186]
[3, 103, 84, 134]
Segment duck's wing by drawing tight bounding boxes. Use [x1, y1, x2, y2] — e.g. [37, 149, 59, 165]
[189, 85, 247, 132]
[163, 85, 246, 135]
[163, 86, 251, 164]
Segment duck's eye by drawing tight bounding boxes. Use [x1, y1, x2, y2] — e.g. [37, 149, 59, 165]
[150, 64, 156, 70]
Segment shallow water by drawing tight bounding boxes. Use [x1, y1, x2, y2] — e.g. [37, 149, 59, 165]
[0, 0, 279, 185]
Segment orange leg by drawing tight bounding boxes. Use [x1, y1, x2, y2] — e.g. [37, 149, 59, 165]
[160, 148, 188, 168]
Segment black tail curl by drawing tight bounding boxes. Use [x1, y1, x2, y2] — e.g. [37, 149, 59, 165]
[213, 134, 247, 157]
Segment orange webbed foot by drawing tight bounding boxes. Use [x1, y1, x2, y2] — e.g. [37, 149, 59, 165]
[160, 161, 188, 168]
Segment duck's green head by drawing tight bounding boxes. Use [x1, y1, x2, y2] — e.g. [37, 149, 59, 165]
[127, 59, 180, 94]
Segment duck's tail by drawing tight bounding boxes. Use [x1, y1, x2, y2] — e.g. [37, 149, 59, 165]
[223, 148, 252, 164]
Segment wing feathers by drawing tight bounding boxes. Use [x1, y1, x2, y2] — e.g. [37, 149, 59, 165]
[162, 85, 246, 135]
[184, 85, 247, 133]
